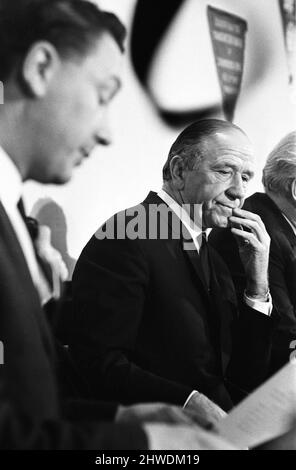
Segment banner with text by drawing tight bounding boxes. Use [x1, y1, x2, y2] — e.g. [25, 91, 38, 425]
[207, 6, 247, 121]
[279, 0, 296, 100]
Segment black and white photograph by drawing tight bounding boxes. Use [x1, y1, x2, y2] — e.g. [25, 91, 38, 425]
[0, 0, 296, 455]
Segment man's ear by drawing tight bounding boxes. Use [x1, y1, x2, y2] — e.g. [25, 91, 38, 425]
[22, 41, 60, 97]
[291, 179, 296, 202]
[170, 155, 186, 189]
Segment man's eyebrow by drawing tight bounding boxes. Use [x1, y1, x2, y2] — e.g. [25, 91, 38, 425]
[212, 161, 255, 177]
[244, 169, 255, 178]
[211, 161, 239, 169]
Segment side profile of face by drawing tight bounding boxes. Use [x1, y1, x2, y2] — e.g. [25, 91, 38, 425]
[181, 128, 255, 228]
[27, 32, 123, 184]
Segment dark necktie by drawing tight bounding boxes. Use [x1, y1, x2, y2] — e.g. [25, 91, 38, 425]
[17, 199, 39, 240]
[199, 231, 211, 289]
[17, 198, 53, 290]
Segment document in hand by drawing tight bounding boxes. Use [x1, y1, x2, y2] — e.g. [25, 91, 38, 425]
[216, 361, 296, 448]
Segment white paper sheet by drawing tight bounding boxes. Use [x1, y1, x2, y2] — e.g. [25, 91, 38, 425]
[216, 361, 296, 448]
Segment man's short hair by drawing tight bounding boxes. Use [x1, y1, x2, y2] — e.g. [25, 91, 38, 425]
[262, 131, 296, 198]
[162, 119, 244, 181]
[0, 0, 126, 82]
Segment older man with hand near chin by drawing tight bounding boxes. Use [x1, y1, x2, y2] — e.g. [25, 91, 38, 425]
[71, 119, 274, 424]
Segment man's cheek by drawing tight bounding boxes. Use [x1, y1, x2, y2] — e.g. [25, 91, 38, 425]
[211, 208, 229, 228]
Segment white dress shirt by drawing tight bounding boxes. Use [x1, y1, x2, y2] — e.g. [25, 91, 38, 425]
[158, 189, 210, 251]
[0, 146, 51, 305]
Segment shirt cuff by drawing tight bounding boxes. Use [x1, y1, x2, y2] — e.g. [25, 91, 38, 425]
[183, 390, 198, 408]
[244, 290, 273, 316]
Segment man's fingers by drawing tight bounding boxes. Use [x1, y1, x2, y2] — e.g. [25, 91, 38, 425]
[229, 216, 268, 244]
[183, 408, 214, 429]
[230, 227, 260, 249]
[232, 208, 266, 230]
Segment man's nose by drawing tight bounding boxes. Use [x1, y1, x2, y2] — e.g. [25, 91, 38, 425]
[226, 174, 245, 201]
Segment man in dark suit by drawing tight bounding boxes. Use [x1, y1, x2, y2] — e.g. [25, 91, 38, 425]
[0, 0, 227, 450]
[210, 131, 296, 373]
[71, 119, 274, 416]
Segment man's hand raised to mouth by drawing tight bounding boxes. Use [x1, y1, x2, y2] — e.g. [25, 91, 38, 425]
[229, 208, 270, 300]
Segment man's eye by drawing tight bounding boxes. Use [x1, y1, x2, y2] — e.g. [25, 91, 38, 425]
[218, 170, 231, 176]
[242, 175, 250, 183]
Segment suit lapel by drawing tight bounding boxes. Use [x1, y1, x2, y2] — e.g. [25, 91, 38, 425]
[143, 192, 211, 295]
[208, 245, 238, 373]
[143, 191, 232, 370]
[0, 201, 35, 283]
[0, 201, 55, 357]
[181, 225, 211, 295]
[278, 214, 296, 249]
[17, 198, 54, 290]
[250, 193, 296, 249]
[182, 228, 227, 366]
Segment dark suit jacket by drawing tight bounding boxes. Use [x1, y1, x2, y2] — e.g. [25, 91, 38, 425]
[0, 201, 147, 449]
[71, 192, 273, 411]
[210, 192, 296, 373]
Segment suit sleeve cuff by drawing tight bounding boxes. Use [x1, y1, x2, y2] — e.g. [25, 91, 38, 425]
[183, 390, 198, 408]
[244, 290, 273, 316]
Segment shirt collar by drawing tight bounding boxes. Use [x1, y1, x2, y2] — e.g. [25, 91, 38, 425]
[281, 212, 296, 236]
[0, 145, 22, 208]
[157, 189, 211, 241]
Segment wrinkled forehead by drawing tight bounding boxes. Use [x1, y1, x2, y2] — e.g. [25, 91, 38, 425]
[200, 128, 255, 166]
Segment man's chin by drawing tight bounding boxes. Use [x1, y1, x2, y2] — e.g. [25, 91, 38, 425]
[204, 212, 230, 229]
[42, 170, 73, 185]
[54, 171, 73, 185]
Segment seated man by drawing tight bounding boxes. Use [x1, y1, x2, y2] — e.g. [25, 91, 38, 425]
[71, 119, 274, 414]
[210, 131, 296, 373]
